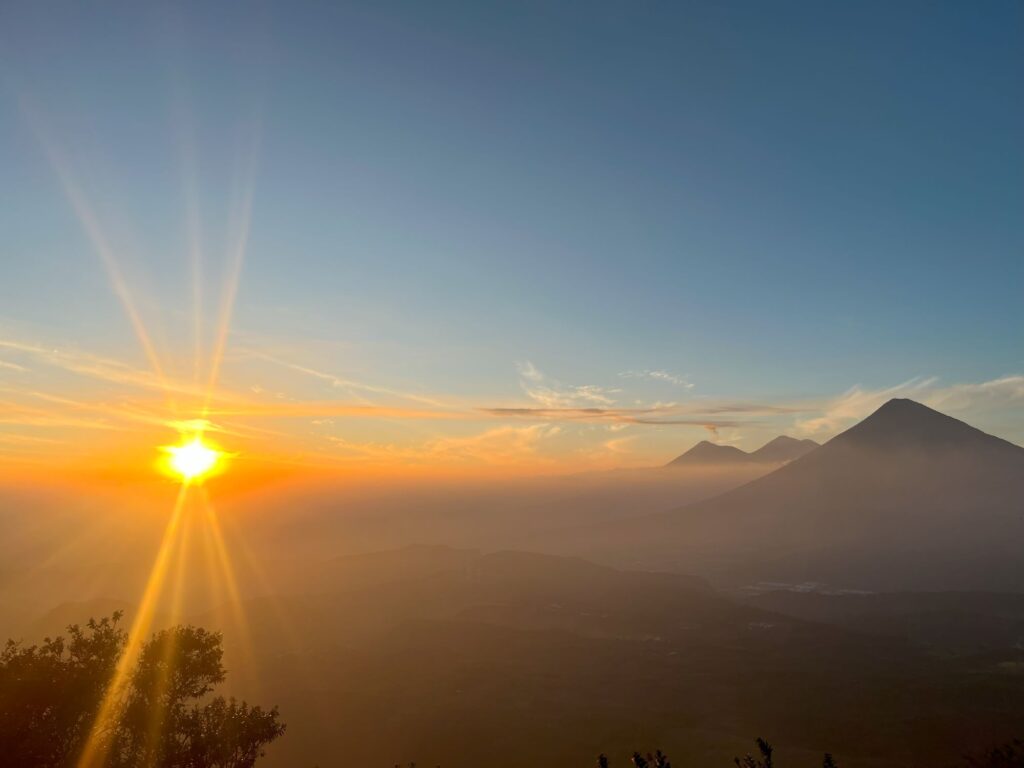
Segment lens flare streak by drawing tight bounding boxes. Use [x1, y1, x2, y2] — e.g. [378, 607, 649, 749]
[76, 485, 189, 768]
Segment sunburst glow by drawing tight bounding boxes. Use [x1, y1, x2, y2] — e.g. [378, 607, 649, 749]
[162, 436, 224, 483]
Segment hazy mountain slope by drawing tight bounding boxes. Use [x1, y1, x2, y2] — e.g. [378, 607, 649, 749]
[0, 465, 772, 637]
[216, 464, 774, 563]
[666, 435, 819, 467]
[749, 435, 820, 463]
[666, 441, 750, 466]
[745, 590, 1024, 654]
[541, 400, 1024, 590]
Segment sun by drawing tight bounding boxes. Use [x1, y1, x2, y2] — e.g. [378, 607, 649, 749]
[161, 436, 225, 483]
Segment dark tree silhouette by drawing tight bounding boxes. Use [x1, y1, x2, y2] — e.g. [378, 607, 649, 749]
[735, 737, 774, 768]
[594, 737, 1024, 768]
[603, 739, 838, 768]
[963, 740, 1024, 768]
[0, 612, 284, 767]
[592, 745, 1024, 767]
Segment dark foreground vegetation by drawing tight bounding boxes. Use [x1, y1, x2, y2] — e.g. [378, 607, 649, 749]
[597, 738, 1024, 768]
[0, 612, 284, 767]
[2, 611, 1022, 767]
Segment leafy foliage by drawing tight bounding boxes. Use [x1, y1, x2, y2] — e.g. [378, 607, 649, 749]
[963, 739, 1024, 768]
[735, 737, 774, 768]
[0, 612, 284, 767]
[596, 738, 1024, 767]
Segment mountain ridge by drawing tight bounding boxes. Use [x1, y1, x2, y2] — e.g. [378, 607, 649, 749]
[830, 397, 1024, 455]
[549, 399, 1024, 591]
[666, 435, 819, 467]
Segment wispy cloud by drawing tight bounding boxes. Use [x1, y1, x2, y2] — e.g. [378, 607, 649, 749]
[0, 398, 121, 432]
[0, 433, 63, 446]
[201, 401, 462, 421]
[247, 351, 446, 407]
[517, 360, 544, 383]
[0, 338, 193, 397]
[619, 369, 694, 389]
[425, 424, 562, 465]
[480, 406, 752, 429]
[4, 318, 1022, 472]
[796, 378, 934, 435]
[516, 361, 620, 408]
[0, 360, 29, 373]
[598, 434, 638, 456]
[924, 375, 1024, 412]
[795, 375, 1024, 437]
[323, 424, 563, 468]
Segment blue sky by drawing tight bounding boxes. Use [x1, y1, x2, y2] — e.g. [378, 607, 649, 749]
[0, 1, 1021, 471]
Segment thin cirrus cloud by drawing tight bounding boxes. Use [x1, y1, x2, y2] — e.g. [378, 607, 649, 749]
[321, 424, 564, 468]
[3, 324, 1024, 470]
[925, 375, 1024, 412]
[0, 338, 195, 398]
[242, 351, 447, 408]
[516, 361, 620, 408]
[596, 435, 638, 456]
[619, 369, 695, 389]
[794, 375, 1024, 436]
[479, 406, 753, 429]
[0, 334, 787, 433]
[0, 360, 29, 373]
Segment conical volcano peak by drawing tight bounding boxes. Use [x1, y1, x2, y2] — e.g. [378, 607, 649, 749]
[667, 435, 819, 467]
[762, 435, 803, 446]
[665, 440, 748, 467]
[829, 398, 1022, 454]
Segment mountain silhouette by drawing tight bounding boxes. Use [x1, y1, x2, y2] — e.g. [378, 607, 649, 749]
[829, 397, 1023, 455]
[554, 399, 1024, 590]
[749, 435, 821, 463]
[666, 435, 818, 467]
[665, 441, 749, 466]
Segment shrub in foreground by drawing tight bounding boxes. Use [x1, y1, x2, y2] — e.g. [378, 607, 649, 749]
[595, 736, 1024, 768]
[0, 612, 284, 767]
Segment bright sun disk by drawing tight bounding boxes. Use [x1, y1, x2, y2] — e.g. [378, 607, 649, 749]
[163, 436, 223, 483]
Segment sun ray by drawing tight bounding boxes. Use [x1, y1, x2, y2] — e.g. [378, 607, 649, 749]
[167, 497, 196, 626]
[76, 485, 189, 768]
[198, 493, 244, 608]
[227, 526, 306, 660]
[17, 90, 271, 764]
[139, 498, 196, 764]
[187, 164, 205, 391]
[192, 496, 261, 698]
[197, 511, 230, 623]
[197, 490, 255, 662]
[178, 107, 205, 390]
[20, 108, 173, 404]
[203, 124, 261, 416]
